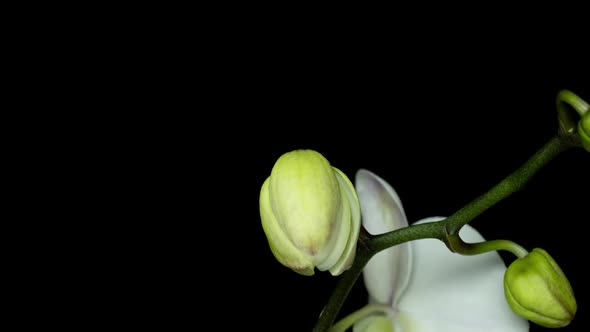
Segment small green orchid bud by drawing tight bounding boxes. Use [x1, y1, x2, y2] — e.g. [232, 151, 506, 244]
[259, 149, 361, 276]
[504, 248, 577, 328]
[579, 112, 590, 152]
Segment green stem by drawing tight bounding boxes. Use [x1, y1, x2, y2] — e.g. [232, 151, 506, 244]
[370, 219, 445, 253]
[448, 235, 529, 258]
[557, 90, 589, 134]
[327, 304, 392, 332]
[313, 134, 575, 332]
[444, 135, 572, 235]
[313, 243, 371, 332]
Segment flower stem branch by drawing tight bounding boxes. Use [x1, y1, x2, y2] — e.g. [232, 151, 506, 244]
[444, 135, 572, 235]
[557, 89, 589, 135]
[327, 304, 392, 332]
[447, 234, 529, 258]
[313, 243, 371, 332]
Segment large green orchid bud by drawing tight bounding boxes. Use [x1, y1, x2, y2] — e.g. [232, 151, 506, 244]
[259, 149, 361, 276]
[579, 111, 590, 152]
[504, 248, 577, 328]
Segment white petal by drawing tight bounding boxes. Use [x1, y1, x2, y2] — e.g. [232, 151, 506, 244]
[396, 217, 529, 331]
[355, 169, 412, 306]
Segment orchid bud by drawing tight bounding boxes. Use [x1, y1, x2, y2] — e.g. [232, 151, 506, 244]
[259, 149, 361, 276]
[579, 112, 590, 152]
[504, 248, 577, 328]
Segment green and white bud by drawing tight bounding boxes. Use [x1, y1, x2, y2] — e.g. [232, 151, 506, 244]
[259, 149, 361, 276]
[504, 248, 577, 328]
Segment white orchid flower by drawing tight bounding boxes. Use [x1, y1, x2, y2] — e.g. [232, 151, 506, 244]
[352, 169, 529, 332]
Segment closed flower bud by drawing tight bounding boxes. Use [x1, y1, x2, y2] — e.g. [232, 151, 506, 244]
[259, 149, 361, 276]
[504, 248, 577, 328]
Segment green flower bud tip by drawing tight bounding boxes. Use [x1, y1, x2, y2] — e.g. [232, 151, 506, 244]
[504, 248, 577, 328]
[579, 112, 590, 152]
[259, 149, 361, 276]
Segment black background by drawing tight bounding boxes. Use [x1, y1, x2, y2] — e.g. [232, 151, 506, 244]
[26, 9, 589, 332]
